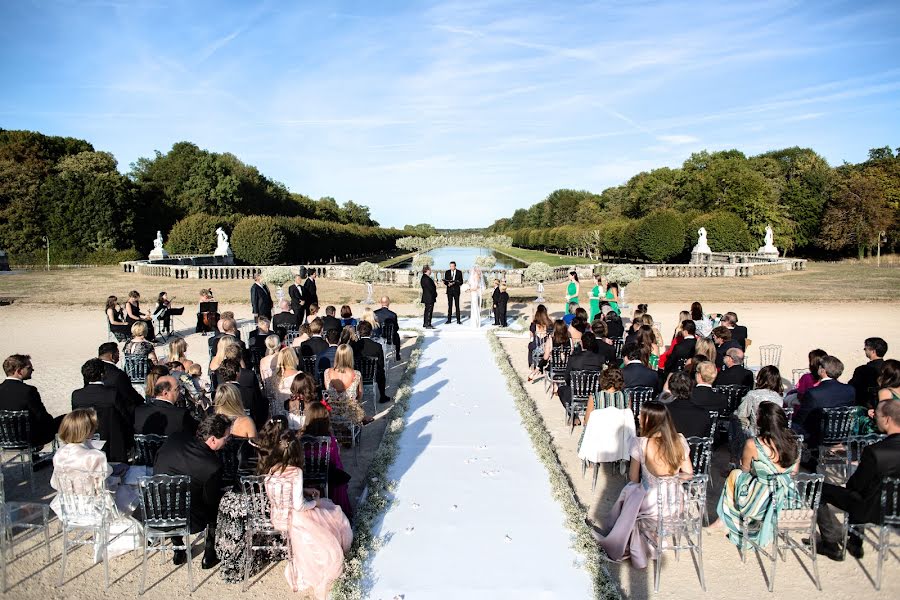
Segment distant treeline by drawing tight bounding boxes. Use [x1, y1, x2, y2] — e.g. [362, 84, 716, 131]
[0, 130, 399, 264]
[488, 147, 900, 261]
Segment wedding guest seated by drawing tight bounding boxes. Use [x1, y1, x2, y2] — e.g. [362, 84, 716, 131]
[636, 325, 660, 370]
[145, 364, 170, 399]
[562, 302, 578, 326]
[712, 326, 740, 369]
[105, 295, 131, 340]
[259, 334, 282, 381]
[154, 414, 232, 569]
[624, 308, 644, 345]
[590, 320, 616, 365]
[217, 359, 266, 428]
[848, 337, 888, 409]
[657, 311, 690, 370]
[690, 301, 714, 339]
[622, 343, 659, 391]
[659, 370, 711, 439]
[209, 334, 238, 377]
[730, 366, 784, 465]
[285, 372, 318, 431]
[569, 316, 585, 348]
[793, 348, 828, 401]
[134, 375, 198, 436]
[300, 318, 329, 357]
[559, 331, 605, 414]
[302, 400, 353, 517]
[317, 328, 342, 373]
[354, 321, 391, 404]
[339, 325, 357, 346]
[71, 359, 131, 463]
[209, 317, 245, 357]
[663, 320, 697, 375]
[814, 393, 900, 560]
[291, 323, 312, 349]
[722, 311, 748, 350]
[266, 348, 300, 418]
[690, 361, 727, 414]
[360, 307, 377, 331]
[166, 336, 195, 372]
[374, 296, 401, 361]
[123, 321, 158, 367]
[792, 355, 855, 447]
[248, 316, 273, 361]
[692, 337, 717, 366]
[0, 354, 64, 448]
[582, 367, 627, 428]
[50, 408, 138, 524]
[124, 290, 155, 341]
[321, 306, 342, 335]
[210, 343, 248, 391]
[715, 402, 800, 547]
[324, 344, 371, 426]
[339, 305, 357, 328]
[604, 309, 624, 339]
[214, 382, 257, 439]
[272, 300, 296, 338]
[306, 302, 320, 323]
[98, 342, 143, 410]
[527, 306, 553, 379]
[589, 401, 692, 568]
[257, 430, 352, 597]
[714, 347, 754, 388]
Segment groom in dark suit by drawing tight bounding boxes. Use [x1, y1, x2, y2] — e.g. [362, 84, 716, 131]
[443, 261, 463, 324]
[250, 273, 273, 321]
[421, 265, 437, 329]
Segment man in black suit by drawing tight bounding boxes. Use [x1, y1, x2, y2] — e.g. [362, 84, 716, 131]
[250, 273, 273, 321]
[421, 265, 437, 329]
[216, 359, 268, 427]
[72, 358, 133, 462]
[663, 370, 712, 439]
[663, 320, 697, 375]
[374, 296, 401, 361]
[247, 316, 273, 369]
[714, 347, 755, 389]
[321, 306, 342, 335]
[288, 273, 307, 327]
[153, 414, 231, 569]
[317, 329, 341, 373]
[722, 312, 748, 350]
[712, 326, 741, 370]
[208, 317, 246, 357]
[792, 355, 855, 448]
[355, 321, 392, 404]
[814, 397, 900, 560]
[300, 318, 329, 357]
[302, 269, 318, 307]
[0, 354, 62, 447]
[272, 300, 295, 338]
[443, 261, 463, 324]
[559, 332, 605, 410]
[622, 343, 659, 391]
[134, 375, 198, 436]
[691, 362, 727, 416]
[98, 342, 144, 414]
[848, 337, 887, 409]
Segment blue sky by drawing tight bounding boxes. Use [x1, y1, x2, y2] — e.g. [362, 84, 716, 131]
[2, 0, 899, 228]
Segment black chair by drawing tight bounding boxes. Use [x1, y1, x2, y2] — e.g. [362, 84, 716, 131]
[625, 387, 655, 435]
[707, 411, 719, 439]
[567, 370, 602, 434]
[0, 410, 56, 493]
[612, 338, 625, 361]
[356, 356, 379, 406]
[380, 321, 399, 364]
[301, 355, 324, 392]
[132, 434, 166, 467]
[817, 406, 857, 469]
[301, 435, 331, 498]
[712, 384, 749, 433]
[543, 345, 572, 398]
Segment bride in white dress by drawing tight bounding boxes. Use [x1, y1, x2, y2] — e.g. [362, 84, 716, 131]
[468, 266, 485, 328]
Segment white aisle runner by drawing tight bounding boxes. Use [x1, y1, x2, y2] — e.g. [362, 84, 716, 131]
[363, 329, 593, 599]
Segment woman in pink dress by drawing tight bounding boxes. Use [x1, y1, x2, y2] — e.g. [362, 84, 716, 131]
[302, 400, 353, 518]
[589, 401, 693, 568]
[260, 432, 352, 598]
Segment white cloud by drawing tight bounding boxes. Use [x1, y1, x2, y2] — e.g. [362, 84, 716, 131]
[657, 134, 700, 145]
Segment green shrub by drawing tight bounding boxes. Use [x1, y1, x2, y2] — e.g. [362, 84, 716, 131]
[231, 216, 287, 264]
[167, 213, 237, 254]
[8, 247, 141, 266]
[636, 210, 686, 262]
[689, 211, 755, 252]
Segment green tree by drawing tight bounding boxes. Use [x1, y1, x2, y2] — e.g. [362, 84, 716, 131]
[818, 170, 895, 258]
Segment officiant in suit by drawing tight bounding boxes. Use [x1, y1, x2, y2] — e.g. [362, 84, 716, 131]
[421, 265, 437, 329]
[443, 261, 463, 324]
[302, 270, 319, 307]
[288, 272, 307, 327]
[250, 273, 273, 320]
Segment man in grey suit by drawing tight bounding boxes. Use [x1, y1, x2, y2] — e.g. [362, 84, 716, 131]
[421, 265, 437, 329]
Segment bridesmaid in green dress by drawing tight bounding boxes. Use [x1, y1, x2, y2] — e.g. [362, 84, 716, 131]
[566, 271, 579, 306]
[605, 282, 621, 315]
[589, 274, 602, 321]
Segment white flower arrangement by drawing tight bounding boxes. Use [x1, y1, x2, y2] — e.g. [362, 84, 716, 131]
[351, 261, 381, 283]
[474, 254, 497, 269]
[411, 253, 434, 271]
[605, 264, 642, 287]
[395, 234, 513, 253]
[523, 261, 554, 283]
[486, 331, 622, 600]
[260, 265, 293, 287]
[332, 336, 425, 600]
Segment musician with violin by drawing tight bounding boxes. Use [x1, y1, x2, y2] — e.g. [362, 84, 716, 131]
[154, 291, 184, 336]
[124, 290, 155, 341]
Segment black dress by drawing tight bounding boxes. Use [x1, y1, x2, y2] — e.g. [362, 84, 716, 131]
[125, 300, 155, 341]
[107, 307, 131, 341]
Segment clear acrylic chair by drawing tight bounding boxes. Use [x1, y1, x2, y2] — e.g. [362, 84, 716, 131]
[842, 476, 899, 589]
[759, 344, 782, 369]
[843, 433, 886, 482]
[817, 406, 857, 469]
[567, 370, 602, 434]
[331, 416, 361, 465]
[0, 470, 51, 593]
[356, 356, 379, 406]
[783, 408, 794, 429]
[687, 437, 714, 526]
[625, 387, 655, 435]
[0, 410, 55, 493]
[791, 368, 809, 385]
[707, 411, 719, 439]
[137, 474, 193, 595]
[240, 475, 291, 592]
[637, 474, 708, 592]
[543, 345, 572, 398]
[740, 472, 824, 592]
[301, 435, 331, 498]
[55, 467, 121, 588]
[380, 321, 398, 367]
[612, 338, 625, 361]
[133, 434, 167, 467]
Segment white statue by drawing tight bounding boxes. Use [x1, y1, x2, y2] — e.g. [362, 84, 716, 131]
[214, 227, 233, 257]
[148, 230, 168, 259]
[692, 226, 712, 254]
[758, 224, 779, 256]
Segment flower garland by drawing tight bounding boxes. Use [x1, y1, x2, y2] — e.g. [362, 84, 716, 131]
[486, 331, 621, 600]
[331, 335, 425, 600]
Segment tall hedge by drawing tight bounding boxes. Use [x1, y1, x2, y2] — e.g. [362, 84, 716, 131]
[690, 211, 755, 252]
[636, 210, 686, 262]
[167, 213, 238, 254]
[231, 216, 287, 264]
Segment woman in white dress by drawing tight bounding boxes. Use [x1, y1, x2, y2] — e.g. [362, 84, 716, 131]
[468, 266, 485, 328]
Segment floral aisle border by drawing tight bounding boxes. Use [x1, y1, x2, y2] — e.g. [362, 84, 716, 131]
[486, 331, 621, 600]
[332, 334, 425, 600]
